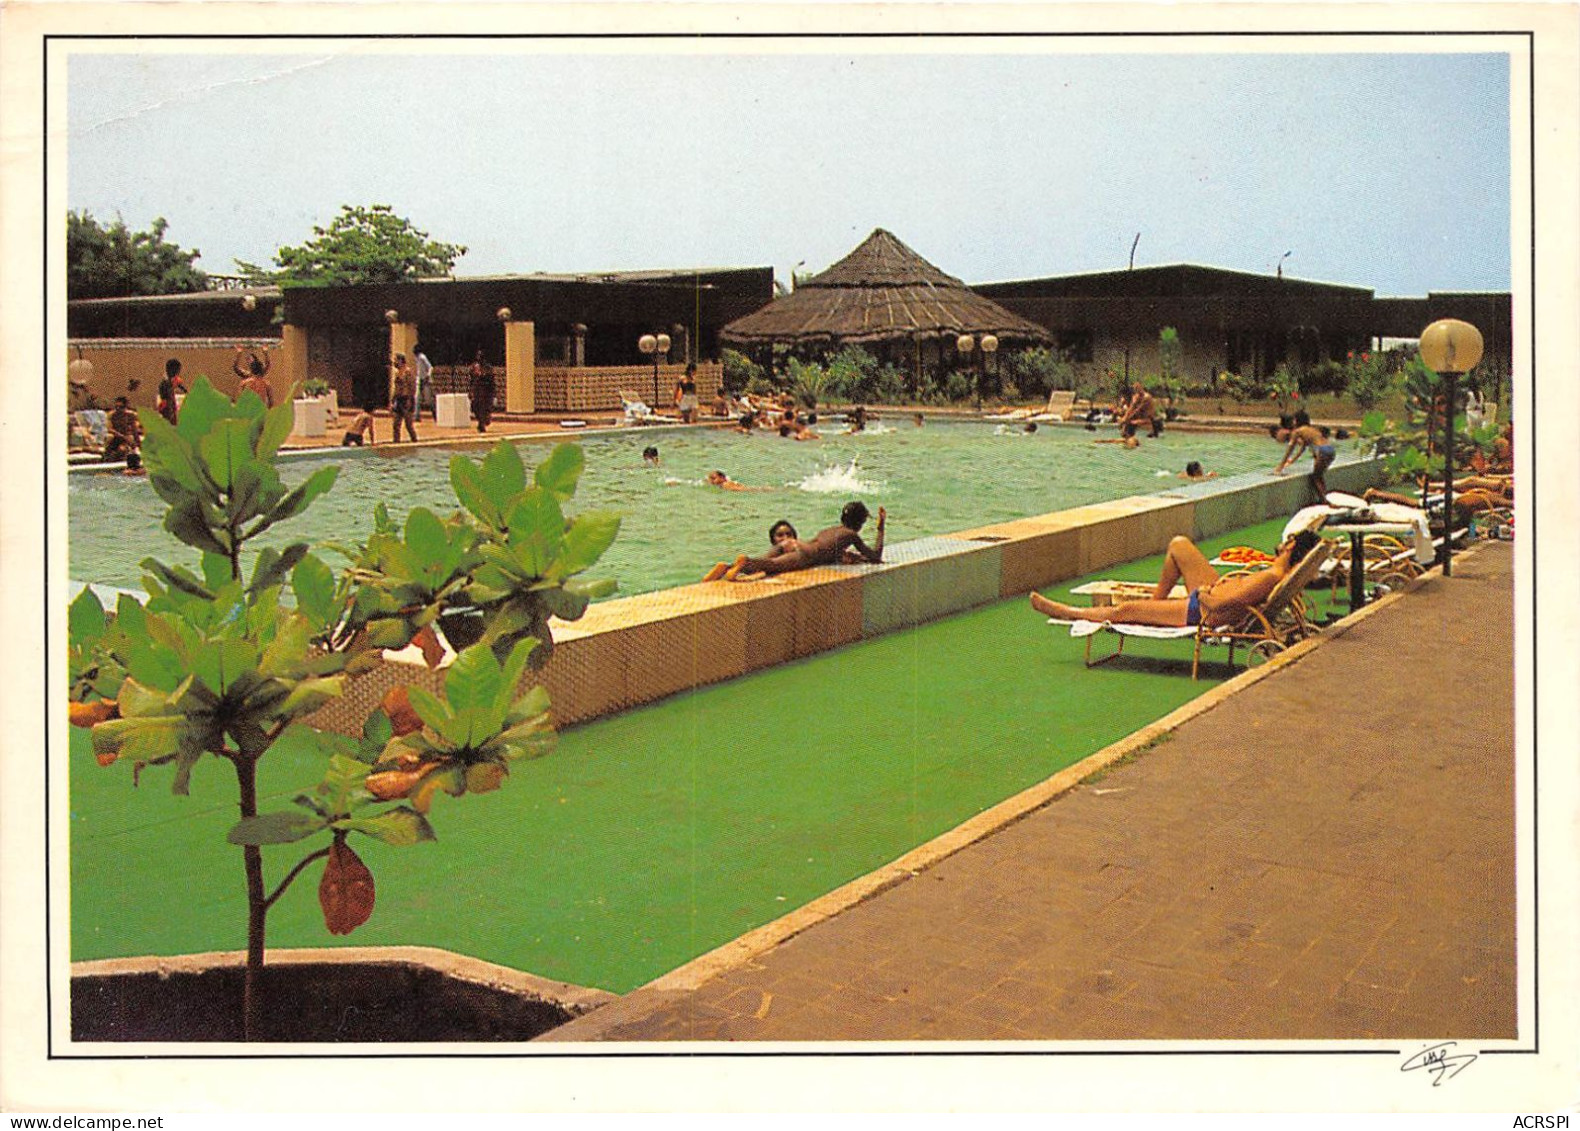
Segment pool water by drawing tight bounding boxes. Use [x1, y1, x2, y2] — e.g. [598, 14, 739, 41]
[69, 420, 1286, 596]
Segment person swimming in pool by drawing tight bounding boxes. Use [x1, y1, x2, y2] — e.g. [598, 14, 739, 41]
[705, 469, 770, 491]
[1029, 530, 1322, 629]
[1178, 460, 1218, 481]
[702, 501, 885, 581]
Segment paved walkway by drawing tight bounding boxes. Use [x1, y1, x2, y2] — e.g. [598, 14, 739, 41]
[546, 541, 1516, 1041]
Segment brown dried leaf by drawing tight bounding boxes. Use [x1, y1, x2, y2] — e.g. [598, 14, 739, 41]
[319, 838, 376, 936]
[380, 684, 423, 736]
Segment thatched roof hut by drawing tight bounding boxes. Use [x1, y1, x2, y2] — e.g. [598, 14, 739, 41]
[720, 229, 1053, 349]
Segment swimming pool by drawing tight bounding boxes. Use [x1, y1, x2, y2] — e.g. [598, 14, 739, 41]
[69, 420, 1292, 595]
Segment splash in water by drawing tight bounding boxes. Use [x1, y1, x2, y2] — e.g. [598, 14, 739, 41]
[789, 458, 883, 495]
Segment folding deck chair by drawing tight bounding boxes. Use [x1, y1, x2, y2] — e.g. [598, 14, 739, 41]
[1047, 541, 1333, 680]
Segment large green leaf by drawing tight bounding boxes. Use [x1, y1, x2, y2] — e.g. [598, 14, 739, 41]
[258, 614, 313, 678]
[226, 811, 328, 846]
[174, 377, 239, 446]
[140, 414, 205, 496]
[566, 576, 619, 601]
[257, 400, 296, 460]
[443, 644, 503, 715]
[538, 585, 588, 622]
[404, 508, 451, 584]
[248, 464, 338, 540]
[199, 417, 257, 494]
[139, 558, 215, 601]
[548, 511, 621, 581]
[277, 676, 344, 719]
[292, 553, 338, 629]
[479, 442, 526, 512]
[505, 488, 565, 578]
[68, 588, 106, 645]
[534, 443, 584, 501]
[250, 543, 310, 597]
[164, 498, 231, 557]
[449, 456, 499, 528]
[404, 685, 453, 737]
[338, 807, 437, 847]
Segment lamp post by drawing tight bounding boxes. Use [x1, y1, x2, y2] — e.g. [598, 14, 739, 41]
[1417, 318, 1484, 577]
[638, 332, 672, 407]
[956, 333, 999, 411]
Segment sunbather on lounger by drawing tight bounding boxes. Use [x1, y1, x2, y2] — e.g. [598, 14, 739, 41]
[1030, 530, 1322, 629]
[1364, 481, 1513, 512]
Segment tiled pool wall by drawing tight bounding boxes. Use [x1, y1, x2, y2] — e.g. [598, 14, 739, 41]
[305, 455, 1385, 736]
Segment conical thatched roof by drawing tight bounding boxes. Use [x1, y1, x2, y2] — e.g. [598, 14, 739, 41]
[721, 229, 1052, 348]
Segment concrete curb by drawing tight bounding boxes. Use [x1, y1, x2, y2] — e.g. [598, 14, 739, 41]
[541, 546, 1478, 1041]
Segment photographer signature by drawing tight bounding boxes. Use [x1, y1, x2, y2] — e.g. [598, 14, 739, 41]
[1401, 1041, 1478, 1086]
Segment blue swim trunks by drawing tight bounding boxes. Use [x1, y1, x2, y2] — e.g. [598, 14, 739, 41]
[1186, 588, 1203, 627]
[1315, 443, 1336, 459]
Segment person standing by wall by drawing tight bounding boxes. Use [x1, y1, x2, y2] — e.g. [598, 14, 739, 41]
[675, 362, 699, 424]
[413, 343, 435, 422]
[156, 358, 186, 425]
[233, 347, 274, 407]
[390, 353, 419, 442]
[468, 349, 496, 433]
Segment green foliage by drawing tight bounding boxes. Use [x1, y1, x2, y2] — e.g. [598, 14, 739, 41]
[1268, 364, 1300, 414]
[786, 357, 831, 410]
[336, 440, 619, 667]
[1000, 347, 1073, 401]
[236, 204, 467, 287]
[1342, 350, 1398, 410]
[67, 211, 208, 300]
[1157, 328, 1182, 388]
[299, 379, 332, 397]
[943, 370, 974, 403]
[720, 349, 764, 395]
[1218, 369, 1260, 405]
[67, 393, 620, 1036]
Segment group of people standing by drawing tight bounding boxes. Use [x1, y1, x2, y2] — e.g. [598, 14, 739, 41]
[384, 347, 497, 443]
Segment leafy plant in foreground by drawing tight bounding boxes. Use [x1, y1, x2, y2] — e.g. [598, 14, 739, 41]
[67, 377, 618, 1039]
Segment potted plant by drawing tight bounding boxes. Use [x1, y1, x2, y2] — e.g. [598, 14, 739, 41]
[298, 377, 337, 425]
[68, 377, 620, 1040]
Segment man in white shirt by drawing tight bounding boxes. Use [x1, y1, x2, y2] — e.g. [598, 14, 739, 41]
[413, 346, 435, 421]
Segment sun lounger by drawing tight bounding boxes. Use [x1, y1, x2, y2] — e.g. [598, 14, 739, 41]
[71, 409, 109, 451]
[1047, 541, 1332, 679]
[618, 390, 679, 425]
[1026, 389, 1079, 423]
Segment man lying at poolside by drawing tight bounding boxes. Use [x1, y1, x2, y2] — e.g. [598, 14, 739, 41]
[1030, 529, 1322, 629]
[702, 501, 885, 581]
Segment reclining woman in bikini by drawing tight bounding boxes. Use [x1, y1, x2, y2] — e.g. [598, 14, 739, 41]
[1030, 529, 1322, 629]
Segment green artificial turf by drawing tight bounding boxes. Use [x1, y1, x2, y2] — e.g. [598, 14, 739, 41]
[70, 517, 1340, 993]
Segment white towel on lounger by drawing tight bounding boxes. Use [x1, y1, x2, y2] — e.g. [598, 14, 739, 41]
[1046, 618, 1198, 639]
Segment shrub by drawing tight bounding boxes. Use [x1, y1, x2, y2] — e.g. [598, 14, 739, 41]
[1344, 350, 1397, 410]
[943, 370, 974, 403]
[721, 348, 763, 395]
[787, 357, 831, 409]
[67, 378, 619, 1040]
[1000, 347, 1072, 401]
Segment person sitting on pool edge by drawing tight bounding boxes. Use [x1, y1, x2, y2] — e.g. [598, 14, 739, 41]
[1029, 529, 1322, 629]
[702, 501, 886, 581]
[341, 407, 377, 447]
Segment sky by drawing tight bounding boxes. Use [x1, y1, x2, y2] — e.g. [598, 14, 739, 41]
[65, 43, 1512, 296]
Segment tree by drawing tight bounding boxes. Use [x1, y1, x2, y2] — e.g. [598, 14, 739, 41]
[238, 204, 467, 286]
[68, 379, 618, 1039]
[67, 211, 208, 300]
